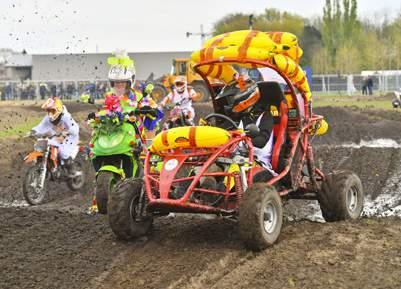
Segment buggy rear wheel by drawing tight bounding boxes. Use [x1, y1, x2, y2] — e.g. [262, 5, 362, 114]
[239, 183, 283, 251]
[318, 170, 364, 222]
[108, 179, 153, 240]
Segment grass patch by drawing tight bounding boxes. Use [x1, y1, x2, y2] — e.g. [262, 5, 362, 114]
[0, 117, 42, 138]
[313, 95, 393, 110]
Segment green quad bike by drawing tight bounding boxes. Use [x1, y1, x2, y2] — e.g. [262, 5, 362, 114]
[88, 109, 153, 214]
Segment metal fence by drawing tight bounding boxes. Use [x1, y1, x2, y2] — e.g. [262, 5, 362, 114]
[0, 80, 110, 101]
[311, 74, 401, 94]
[1, 73, 401, 100]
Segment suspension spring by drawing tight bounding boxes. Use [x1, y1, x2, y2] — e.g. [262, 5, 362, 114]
[234, 172, 244, 206]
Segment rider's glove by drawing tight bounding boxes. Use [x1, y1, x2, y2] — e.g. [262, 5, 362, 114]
[25, 130, 36, 138]
[144, 83, 154, 95]
[61, 131, 69, 138]
[245, 124, 260, 138]
[87, 112, 96, 120]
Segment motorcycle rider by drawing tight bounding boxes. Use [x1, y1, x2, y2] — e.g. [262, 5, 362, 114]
[160, 76, 198, 126]
[30, 97, 79, 173]
[103, 50, 163, 142]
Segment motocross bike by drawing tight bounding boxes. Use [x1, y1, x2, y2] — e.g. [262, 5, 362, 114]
[88, 108, 156, 214]
[162, 99, 195, 130]
[23, 133, 85, 205]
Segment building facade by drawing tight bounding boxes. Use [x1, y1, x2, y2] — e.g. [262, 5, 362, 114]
[31, 51, 192, 81]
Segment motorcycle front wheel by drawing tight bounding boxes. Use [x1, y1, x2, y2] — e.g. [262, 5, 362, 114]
[23, 165, 48, 205]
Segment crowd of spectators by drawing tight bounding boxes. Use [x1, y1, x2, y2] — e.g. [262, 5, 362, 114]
[0, 80, 109, 100]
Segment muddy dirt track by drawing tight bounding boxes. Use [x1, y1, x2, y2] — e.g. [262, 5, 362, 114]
[0, 102, 401, 289]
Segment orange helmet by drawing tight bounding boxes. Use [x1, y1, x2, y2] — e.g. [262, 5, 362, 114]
[230, 76, 259, 113]
[232, 87, 261, 113]
[42, 97, 64, 123]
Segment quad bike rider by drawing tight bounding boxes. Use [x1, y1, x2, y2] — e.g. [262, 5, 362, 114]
[23, 97, 85, 205]
[107, 30, 364, 251]
[88, 51, 161, 214]
[160, 76, 198, 129]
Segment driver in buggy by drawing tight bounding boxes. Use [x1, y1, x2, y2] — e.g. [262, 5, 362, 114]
[226, 74, 276, 173]
[201, 74, 277, 190]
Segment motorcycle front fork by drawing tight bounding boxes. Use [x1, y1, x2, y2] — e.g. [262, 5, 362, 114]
[38, 149, 49, 189]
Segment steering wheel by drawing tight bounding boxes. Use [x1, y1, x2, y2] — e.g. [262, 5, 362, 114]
[203, 113, 238, 130]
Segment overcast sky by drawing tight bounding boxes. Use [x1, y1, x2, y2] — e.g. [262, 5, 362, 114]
[0, 0, 400, 54]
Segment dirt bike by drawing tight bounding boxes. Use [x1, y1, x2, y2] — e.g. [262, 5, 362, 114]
[22, 133, 85, 205]
[162, 99, 195, 130]
[88, 108, 156, 214]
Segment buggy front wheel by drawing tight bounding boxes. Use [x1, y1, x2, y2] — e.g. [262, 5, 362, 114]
[108, 179, 153, 240]
[239, 183, 283, 251]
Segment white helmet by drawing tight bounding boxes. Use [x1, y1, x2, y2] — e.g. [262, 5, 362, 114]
[107, 50, 136, 86]
[174, 76, 187, 93]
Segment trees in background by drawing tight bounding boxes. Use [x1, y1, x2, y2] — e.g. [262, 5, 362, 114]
[212, 1, 401, 74]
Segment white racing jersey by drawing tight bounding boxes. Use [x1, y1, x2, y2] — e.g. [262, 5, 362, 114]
[239, 112, 276, 174]
[32, 107, 79, 160]
[165, 88, 196, 117]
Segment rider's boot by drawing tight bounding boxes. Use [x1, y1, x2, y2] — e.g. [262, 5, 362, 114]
[63, 157, 78, 178]
[186, 119, 195, 126]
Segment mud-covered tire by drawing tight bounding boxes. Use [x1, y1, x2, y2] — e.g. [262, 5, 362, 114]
[192, 82, 210, 102]
[318, 170, 364, 222]
[151, 83, 169, 103]
[96, 172, 119, 214]
[108, 179, 153, 240]
[67, 160, 85, 191]
[239, 183, 283, 251]
[22, 165, 47, 205]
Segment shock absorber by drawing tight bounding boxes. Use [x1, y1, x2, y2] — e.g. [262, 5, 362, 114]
[234, 172, 244, 206]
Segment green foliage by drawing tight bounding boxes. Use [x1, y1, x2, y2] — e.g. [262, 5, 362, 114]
[213, 9, 304, 36]
[211, 1, 401, 74]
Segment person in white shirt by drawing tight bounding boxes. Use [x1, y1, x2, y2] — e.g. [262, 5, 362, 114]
[31, 97, 79, 163]
[160, 76, 198, 126]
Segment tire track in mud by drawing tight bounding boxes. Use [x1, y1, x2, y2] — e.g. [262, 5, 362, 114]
[0, 208, 130, 289]
[89, 215, 246, 289]
[84, 218, 401, 289]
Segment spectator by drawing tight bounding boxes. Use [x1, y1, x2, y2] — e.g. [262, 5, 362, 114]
[5, 82, 12, 100]
[346, 74, 357, 96]
[367, 76, 374, 95]
[50, 84, 57, 97]
[39, 83, 48, 99]
[66, 83, 75, 99]
[362, 77, 368, 95]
